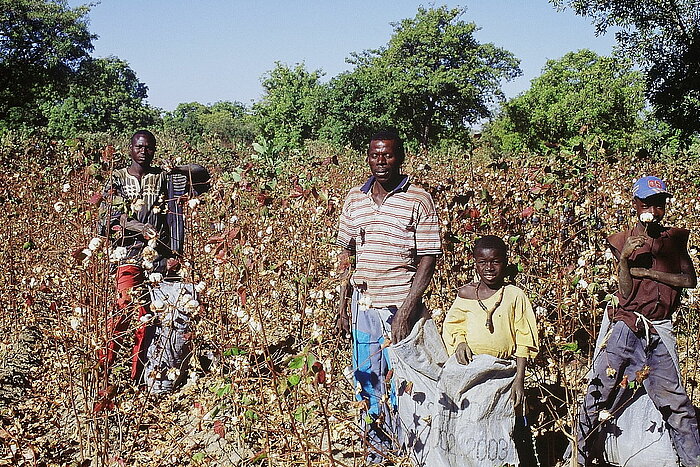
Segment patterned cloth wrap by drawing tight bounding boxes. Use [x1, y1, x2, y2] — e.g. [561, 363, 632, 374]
[350, 288, 403, 460]
[142, 280, 196, 394]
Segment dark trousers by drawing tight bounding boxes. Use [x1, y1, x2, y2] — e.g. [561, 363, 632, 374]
[577, 320, 700, 466]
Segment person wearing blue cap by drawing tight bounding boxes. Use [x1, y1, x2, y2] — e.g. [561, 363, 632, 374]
[576, 176, 700, 466]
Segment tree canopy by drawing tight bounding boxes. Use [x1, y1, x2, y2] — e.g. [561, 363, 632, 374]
[1, 0, 156, 137]
[0, 0, 94, 130]
[163, 101, 253, 144]
[331, 6, 521, 149]
[45, 57, 158, 138]
[252, 63, 327, 151]
[553, 0, 700, 138]
[485, 49, 648, 153]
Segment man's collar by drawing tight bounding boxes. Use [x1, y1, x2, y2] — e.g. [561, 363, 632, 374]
[360, 175, 410, 194]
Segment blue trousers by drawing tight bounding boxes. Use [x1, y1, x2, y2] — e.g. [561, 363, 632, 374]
[351, 290, 401, 463]
[577, 320, 700, 466]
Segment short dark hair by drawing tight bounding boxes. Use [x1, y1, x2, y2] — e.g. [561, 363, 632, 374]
[369, 129, 405, 159]
[131, 129, 156, 145]
[473, 235, 508, 258]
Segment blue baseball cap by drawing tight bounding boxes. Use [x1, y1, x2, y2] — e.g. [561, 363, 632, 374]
[632, 176, 671, 199]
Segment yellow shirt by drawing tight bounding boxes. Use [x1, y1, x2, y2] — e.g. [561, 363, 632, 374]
[442, 284, 539, 359]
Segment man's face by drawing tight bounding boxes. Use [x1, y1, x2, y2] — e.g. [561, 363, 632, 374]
[633, 194, 667, 223]
[367, 139, 402, 184]
[474, 247, 507, 289]
[130, 135, 156, 167]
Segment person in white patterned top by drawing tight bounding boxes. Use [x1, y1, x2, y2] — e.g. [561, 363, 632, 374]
[99, 130, 209, 382]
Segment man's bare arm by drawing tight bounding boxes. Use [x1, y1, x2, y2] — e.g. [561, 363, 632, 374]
[335, 248, 354, 337]
[618, 234, 646, 298]
[391, 254, 437, 343]
[630, 251, 697, 288]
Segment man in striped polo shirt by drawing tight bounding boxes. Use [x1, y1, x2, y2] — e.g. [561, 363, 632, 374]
[336, 130, 442, 462]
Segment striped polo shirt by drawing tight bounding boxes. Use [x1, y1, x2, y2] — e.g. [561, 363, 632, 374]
[337, 175, 442, 308]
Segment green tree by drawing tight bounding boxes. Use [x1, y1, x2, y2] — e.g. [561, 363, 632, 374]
[45, 57, 158, 137]
[552, 0, 700, 138]
[199, 101, 253, 143]
[163, 101, 253, 144]
[330, 6, 521, 149]
[252, 62, 327, 151]
[163, 102, 208, 140]
[485, 49, 647, 153]
[0, 0, 95, 130]
[321, 68, 397, 150]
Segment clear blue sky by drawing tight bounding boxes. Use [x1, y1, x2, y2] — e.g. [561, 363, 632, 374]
[73, 1, 616, 111]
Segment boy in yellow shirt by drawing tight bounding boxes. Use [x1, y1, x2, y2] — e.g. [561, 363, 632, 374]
[442, 235, 539, 409]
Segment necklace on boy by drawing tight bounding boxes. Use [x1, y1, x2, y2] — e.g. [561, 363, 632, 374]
[475, 282, 504, 334]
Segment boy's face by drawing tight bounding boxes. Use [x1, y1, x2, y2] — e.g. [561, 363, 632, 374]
[130, 135, 156, 167]
[474, 247, 507, 288]
[633, 194, 667, 224]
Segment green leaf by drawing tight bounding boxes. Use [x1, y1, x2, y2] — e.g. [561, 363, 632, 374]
[228, 170, 242, 183]
[560, 342, 579, 352]
[287, 374, 301, 386]
[288, 356, 305, 369]
[244, 409, 259, 420]
[293, 406, 310, 423]
[305, 353, 317, 368]
[192, 452, 205, 463]
[250, 449, 268, 461]
[215, 383, 231, 397]
[223, 347, 245, 357]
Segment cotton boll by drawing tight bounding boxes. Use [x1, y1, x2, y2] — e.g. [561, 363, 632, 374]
[185, 299, 200, 311]
[639, 212, 654, 223]
[88, 237, 103, 251]
[109, 246, 127, 262]
[139, 313, 154, 323]
[148, 273, 163, 283]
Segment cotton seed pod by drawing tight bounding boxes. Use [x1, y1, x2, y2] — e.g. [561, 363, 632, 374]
[640, 212, 654, 223]
[88, 237, 103, 251]
[139, 313, 154, 323]
[148, 273, 163, 283]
